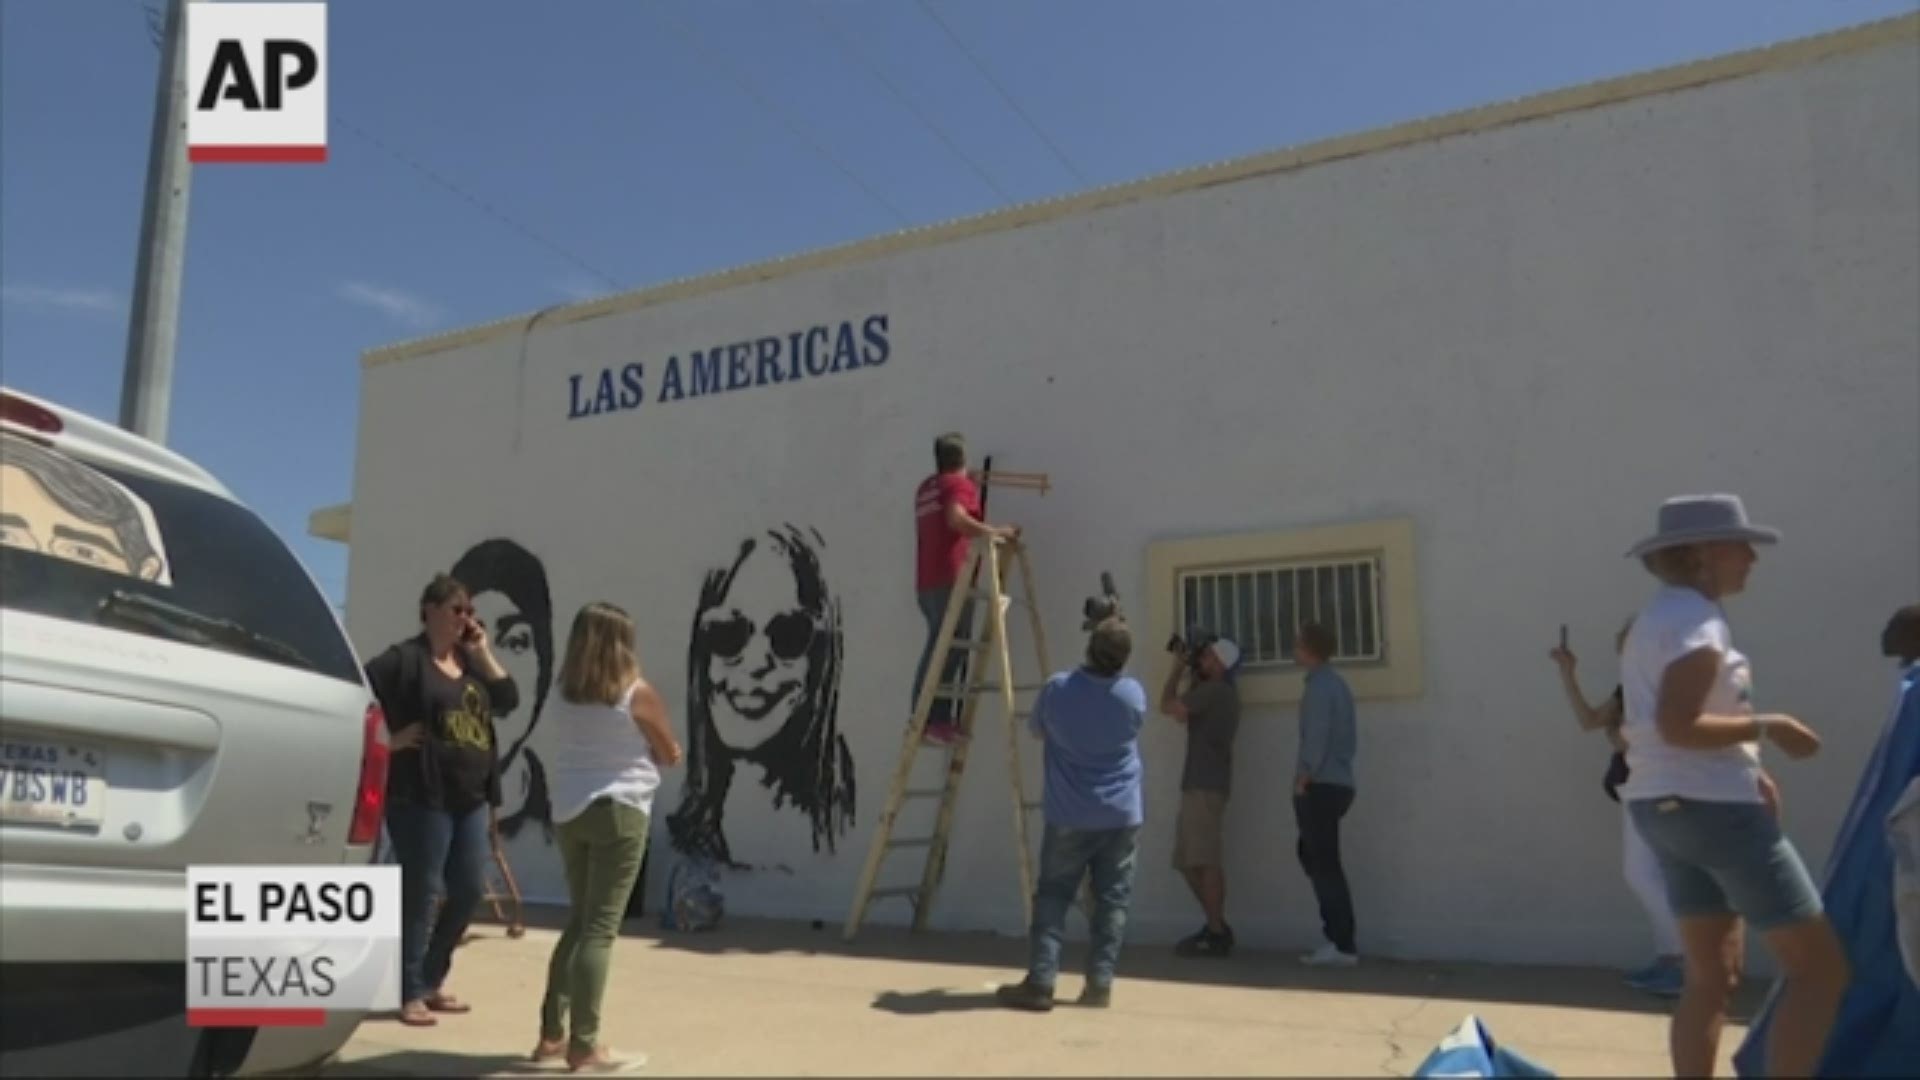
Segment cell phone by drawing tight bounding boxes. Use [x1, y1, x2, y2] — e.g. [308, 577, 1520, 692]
[1558, 624, 1569, 650]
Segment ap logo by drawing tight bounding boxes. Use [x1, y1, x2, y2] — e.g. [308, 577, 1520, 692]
[187, 2, 327, 163]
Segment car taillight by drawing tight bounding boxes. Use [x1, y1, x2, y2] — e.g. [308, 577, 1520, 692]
[348, 703, 390, 846]
[0, 392, 63, 434]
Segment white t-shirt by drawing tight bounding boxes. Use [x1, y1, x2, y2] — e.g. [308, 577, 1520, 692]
[1615, 585, 1763, 804]
[544, 679, 661, 823]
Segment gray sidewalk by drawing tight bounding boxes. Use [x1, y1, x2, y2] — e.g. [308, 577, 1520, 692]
[328, 911, 1754, 1076]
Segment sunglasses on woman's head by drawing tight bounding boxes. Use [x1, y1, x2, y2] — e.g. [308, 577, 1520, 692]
[702, 610, 814, 661]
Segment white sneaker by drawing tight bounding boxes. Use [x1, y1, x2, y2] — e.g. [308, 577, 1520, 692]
[1301, 943, 1358, 967]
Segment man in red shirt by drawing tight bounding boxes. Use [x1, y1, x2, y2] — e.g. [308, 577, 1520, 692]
[913, 432, 1019, 745]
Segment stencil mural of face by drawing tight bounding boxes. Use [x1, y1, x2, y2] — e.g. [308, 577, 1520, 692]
[702, 550, 817, 753]
[669, 524, 855, 867]
[450, 539, 555, 842]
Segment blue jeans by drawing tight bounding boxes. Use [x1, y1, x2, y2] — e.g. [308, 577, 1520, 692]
[912, 587, 975, 726]
[1628, 796, 1823, 932]
[385, 802, 490, 1003]
[1028, 823, 1140, 990]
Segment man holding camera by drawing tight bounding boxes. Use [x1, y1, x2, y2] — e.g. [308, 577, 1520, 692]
[1159, 630, 1243, 958]
[1293, 622, 1359, 967]
[996, 616, 1147, 1012]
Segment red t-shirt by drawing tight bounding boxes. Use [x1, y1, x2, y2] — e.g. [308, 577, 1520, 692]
[915, 470, 982, 591]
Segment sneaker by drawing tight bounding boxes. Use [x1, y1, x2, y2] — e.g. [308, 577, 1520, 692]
[995, 978, 1055, 1012]
[1301, 942, 1359, 967]
[1175, 924, 1234, 958]
[1077, 983, 1112, 1008]
[921, 722, 963, 747]
[1626, 957, 1684, 998]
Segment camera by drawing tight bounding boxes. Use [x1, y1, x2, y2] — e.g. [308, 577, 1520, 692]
[1082, 571, 1122, 629]
[1166, 626, 1220, 674]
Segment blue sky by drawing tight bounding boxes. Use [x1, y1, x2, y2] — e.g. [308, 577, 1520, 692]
[4, 0, 1915, 610]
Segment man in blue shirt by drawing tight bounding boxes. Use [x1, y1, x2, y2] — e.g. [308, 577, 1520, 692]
[997, 617, 1147, 1012]
[1294, 621, 1359, 967]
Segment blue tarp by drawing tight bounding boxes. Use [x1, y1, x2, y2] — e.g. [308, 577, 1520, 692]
[1413, 1015, 1556, 1078]
[1735, 666, 1920, 1077]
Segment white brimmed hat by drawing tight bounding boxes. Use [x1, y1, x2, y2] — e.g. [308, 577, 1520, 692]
[1625, 494, 1782, 559]
[1208, 638, 1241, 670]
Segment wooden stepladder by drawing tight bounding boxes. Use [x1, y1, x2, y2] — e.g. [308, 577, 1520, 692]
[480, 813, 527, 938]
[843, 468, 1053, 941]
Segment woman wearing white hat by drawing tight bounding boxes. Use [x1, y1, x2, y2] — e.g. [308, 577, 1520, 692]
[1615, 494, 1848, 1078]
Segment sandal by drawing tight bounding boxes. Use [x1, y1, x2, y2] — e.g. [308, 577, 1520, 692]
[397, 1000, 438, 1027]
[423, 991, 471, 1014]
[567, 1045, 649, 1074]
[531, 1036, 567, 1063]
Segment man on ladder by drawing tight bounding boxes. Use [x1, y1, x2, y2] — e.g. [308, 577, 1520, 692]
[913, 432, 1020, 747]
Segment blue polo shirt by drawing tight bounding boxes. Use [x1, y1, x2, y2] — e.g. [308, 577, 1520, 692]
[1028, 668, 1147, 829]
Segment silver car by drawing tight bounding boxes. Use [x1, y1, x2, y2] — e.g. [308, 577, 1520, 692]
[0, 387, 386, 1076]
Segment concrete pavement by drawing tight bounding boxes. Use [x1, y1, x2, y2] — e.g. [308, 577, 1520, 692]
[327, 912, 1756, 1076]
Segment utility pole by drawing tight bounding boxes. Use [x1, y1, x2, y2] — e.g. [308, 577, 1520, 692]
[119, 0, 193, 444]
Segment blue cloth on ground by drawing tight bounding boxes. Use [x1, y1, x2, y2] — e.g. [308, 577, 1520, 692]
[661, 855, 724, 932]
[1413, 1015, 1556, 1078]
[1734, 666, 1920, 1077]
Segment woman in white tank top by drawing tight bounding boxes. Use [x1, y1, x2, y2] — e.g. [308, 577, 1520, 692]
[530, 602, 682, 1075]
[1616, 495, 1844, 1079]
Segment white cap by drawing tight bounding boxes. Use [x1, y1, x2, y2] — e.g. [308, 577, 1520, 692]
[1208, 638, 1241, 670]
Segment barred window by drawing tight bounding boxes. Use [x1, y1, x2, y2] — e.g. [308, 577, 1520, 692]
[1177, 555, 1383, 667]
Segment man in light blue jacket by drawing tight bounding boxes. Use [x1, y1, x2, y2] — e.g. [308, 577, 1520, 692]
[1294, 621, 1359, 966]
[997, 617, 1147, 1012]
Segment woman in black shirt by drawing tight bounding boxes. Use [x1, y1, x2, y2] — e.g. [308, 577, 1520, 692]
[366, 573, 519, 1026]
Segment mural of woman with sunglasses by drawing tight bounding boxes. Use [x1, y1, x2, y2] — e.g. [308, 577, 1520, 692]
[666, 523, 854, 868]
[449, 538, 556, 844]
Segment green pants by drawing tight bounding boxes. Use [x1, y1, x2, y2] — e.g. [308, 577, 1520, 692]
[539, 797, 649, 1053]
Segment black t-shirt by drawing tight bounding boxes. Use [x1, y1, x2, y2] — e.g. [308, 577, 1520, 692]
[421, 663, 497, 814]
[364, 635, 515, 815]
[1180, 678, 1240, 795]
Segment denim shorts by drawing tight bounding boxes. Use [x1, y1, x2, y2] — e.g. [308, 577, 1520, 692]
[1627, 796, 1823, 932]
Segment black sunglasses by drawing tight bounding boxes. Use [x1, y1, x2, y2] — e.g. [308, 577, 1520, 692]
[703, 610, 815, 661]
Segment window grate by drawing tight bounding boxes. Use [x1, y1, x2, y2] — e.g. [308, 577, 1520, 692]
[1176, 555, 1384, 667]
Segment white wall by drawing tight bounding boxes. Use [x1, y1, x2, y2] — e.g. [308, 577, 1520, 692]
[345, 35, 1920, 968]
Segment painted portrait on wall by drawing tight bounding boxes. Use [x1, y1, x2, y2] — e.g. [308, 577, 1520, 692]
[667, 523, 855, 869]
[0, 430, 172, 585]
[450, 538, 555, 842]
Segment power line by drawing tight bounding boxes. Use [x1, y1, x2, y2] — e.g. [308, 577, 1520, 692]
[334, 120, 625, 291]
[647, 2, 912, 227]
[806, 5, 1017, 205]
[914, 0, 1091, 188]
[130, 2, 625, 292]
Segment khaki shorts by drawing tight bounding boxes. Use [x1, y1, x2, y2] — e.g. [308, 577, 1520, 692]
[1172, 788, 1228, 870]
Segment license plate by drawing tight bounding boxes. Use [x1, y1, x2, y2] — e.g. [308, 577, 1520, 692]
[0, 737, 107, 828]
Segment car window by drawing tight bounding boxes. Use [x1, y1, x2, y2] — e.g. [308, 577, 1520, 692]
[0, 431, 361, 685]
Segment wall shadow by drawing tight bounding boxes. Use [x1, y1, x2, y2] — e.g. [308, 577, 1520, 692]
[625, 911, 1769, 1022]
[322, 1051, 545, 1078]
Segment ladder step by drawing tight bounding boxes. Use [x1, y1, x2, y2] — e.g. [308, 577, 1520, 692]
[967, 589, 1026, 606]
[886, 837, 934, 850]
[869, 887, 921, 903]
[933, 681, 1046, 698]
[904, 788, 944, 800]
